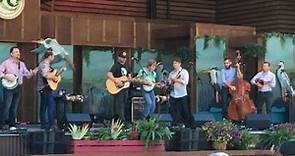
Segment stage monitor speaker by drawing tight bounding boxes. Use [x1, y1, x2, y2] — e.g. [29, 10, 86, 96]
[280, 141, 295, 156]
[245, 114, 271, 130]
[65, 113, 92, 127]
[194, 113, 215, 127]
[150, 113, 172, 122]
[289, 108, 295, 122]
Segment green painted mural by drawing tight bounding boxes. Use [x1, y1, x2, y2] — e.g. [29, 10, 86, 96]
[265, 36, 295, 106]
[195, 38, 225, 111]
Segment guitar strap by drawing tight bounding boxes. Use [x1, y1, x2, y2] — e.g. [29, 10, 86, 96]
[174, 69, 183, 79]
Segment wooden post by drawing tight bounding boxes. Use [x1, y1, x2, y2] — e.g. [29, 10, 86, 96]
[18, 42, 38, 122]
[73, 45, 83, 113]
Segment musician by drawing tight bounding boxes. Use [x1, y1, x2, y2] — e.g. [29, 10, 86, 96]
[107, 51, 131, 122]
[0, 47, 36, 130]
[37, 50, 59, 130]
[250, 62, 276, 114]
[136, 59, 158, 119]
[220, 58, 237, 117]
[168, 57, 194, 128]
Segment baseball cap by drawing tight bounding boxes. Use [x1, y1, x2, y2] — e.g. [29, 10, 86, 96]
[118, 51, 127, 58]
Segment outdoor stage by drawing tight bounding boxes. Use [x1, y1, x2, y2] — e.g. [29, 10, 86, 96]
[0, 124, 277, 156]
[32, 150, 275, 156]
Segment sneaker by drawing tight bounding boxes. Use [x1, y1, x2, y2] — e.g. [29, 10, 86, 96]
[9, 126, 17, 131]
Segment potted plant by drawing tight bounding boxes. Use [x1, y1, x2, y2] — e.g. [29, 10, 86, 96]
[228, 127, 257, 150]
[134, 118, 173, 148]
[68, 118, 172, 153]
[202, 120, 234, 150]
[260, 124, 295, 150]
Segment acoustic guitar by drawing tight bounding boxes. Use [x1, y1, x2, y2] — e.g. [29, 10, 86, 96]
[106, 76, 131, 94]
[106, 76, 161, 94]
[47, 66, 67, 91]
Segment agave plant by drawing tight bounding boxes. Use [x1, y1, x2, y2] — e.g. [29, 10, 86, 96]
[110, 119, 124, 140]
[68, 123, 90, 140]
[98, 119, 126, 140]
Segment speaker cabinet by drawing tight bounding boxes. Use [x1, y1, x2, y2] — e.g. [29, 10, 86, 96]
[245, 114, 271, 130]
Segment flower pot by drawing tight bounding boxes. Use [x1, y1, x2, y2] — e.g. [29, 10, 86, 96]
[212, 142, 227, 150]
[68, 140, 165, 153]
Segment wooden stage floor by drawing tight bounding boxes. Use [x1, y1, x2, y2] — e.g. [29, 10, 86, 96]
[33, 150, 275, 156]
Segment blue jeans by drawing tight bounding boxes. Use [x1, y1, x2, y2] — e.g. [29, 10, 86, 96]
[40, 87, 56, 128]
[0, 86, 20, 128]
[143, 90, 156, 118]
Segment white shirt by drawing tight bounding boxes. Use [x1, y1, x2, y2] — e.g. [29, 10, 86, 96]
[168, 67, 189, 98]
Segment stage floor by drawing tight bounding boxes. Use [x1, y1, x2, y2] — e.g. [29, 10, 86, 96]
[32, 150, 275, 156]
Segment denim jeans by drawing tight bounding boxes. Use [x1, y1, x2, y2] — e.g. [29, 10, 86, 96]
[0, 86, 20, 128]
[39, 87, 56, 128]
[143, 90, 156, 118]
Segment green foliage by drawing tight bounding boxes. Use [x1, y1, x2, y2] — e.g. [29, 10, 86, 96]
[135, 118, 173, 148]
[240, 44, 266, 58]
[239, 129, 258, 150]
[260, 128, 294, 149]
[262, 32, 295, 48]
[82, 46, 114, 67]
[196, 35, 227, 57]
[202, 120, 234, 144]
[68, 123, 90, 140]
[97, 119, 127, 140]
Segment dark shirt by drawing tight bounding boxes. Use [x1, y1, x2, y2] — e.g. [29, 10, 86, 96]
[109, 62, 130, 78]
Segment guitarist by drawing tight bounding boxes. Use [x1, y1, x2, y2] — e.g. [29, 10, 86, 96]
[136, 59, 158, 119]
[107, 51, 131, 123]
[37, 50, 59, 130]
[0, 46, 36, 130]
[168, 57, 194, 128]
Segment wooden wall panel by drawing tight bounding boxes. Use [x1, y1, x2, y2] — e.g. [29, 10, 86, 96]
[215, 0, 295, 33]
[157, 0, 216, 22]
[0, 0, 40, 42]
[89, 17, 103, 45]
[72, 15, 89, 45]
[41, 14, 55, 38]
[105, 20, 119, 45]
[56, 16, 72, 44]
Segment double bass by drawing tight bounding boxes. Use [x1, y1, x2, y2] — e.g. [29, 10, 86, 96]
[227, 51, 256, 121]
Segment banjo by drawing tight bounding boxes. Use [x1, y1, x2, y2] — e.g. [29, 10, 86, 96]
[2, 74, 19, 89]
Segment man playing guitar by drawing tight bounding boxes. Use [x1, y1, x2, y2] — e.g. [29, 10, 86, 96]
[136, 59, 158, 119]
[37, 50, 59, 130]
[168, 57, 194, 128]
[0, 46, 36, 130]
[107, 51, 131, 123]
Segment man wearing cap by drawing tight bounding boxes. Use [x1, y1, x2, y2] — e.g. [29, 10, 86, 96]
[107, 51, 131, 122]
[0, 46, 37, 130]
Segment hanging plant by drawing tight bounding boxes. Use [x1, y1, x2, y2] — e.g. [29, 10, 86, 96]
[240, 44, 266, 58]
[133, 47, 158, 62]
[196, 35, 226, 50]
[262, 32, 295, 49]
[196, 35, 227, 58]
[82, 46, 113, 67]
